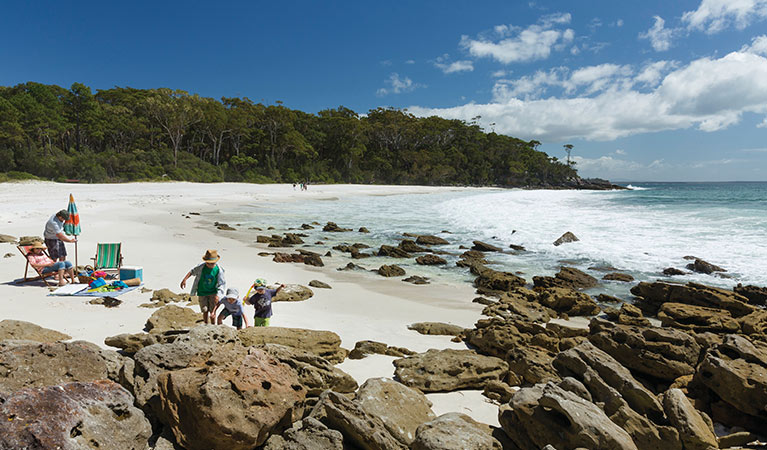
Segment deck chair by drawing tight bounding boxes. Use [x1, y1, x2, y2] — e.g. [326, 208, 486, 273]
[92, 243, 123, 273]
[17, 245, 56, 287]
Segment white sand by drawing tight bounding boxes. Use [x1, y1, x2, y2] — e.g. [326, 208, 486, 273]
[0, 181, 500, 426]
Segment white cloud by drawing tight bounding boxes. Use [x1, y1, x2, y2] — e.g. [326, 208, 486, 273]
[405, 59, 416, 65]
[460, 13, 575, 64]
[492, 70, 509, 78]
[743, 35, 767, 55]
[615, 19, 624, 27]
[376, 73, 423, 96]
[682, 0, 767, 34]
[614, 149, 627, 155]
[408, 48, 767, 142]
[639, 16, 674, 51]
[434, 55, 474, 74]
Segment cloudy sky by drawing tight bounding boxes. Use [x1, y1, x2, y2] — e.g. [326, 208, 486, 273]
[2, 0, 767, 181]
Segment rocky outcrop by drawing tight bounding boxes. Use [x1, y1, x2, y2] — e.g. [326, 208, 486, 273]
[105, 332, 164, 354]
[481, 288, 554, 323]
[393, 349, 508, 392]
[309, 390, 407, 450]
[537, 287, 601, 316]
[0, 381, 151, 450]
[604, 272, 635, 282]
[0, 319, 71, 343]
[630, 281, 754, 317]
[415, 254, 447, 265]
[415, 235, 449, 246]
[411, 413, 502, 450]
[471, 241, 502, 252]
[466, 318, 553, 359]
[534, 267, 598, 290]
[261, 344, 357, 396]
[663, 388, 718, 450]
[553, 231, 579, 246]
[348, 340, 414, 359]
[239, 326, 348, 363]
[407, 322, 465, 336]
[734, 283, 767, 306]
[263, 417, 344, 450]
[145, 305, 202, 332]
[403, 275, 430, 285]
[603, 303, 651, 327]
[274, 284, 315, 302]
[686, 258, 726, 275]
[377, 265, 406, 277]
[473, 266, 526, 295]
[356, 378, 436, 445]
[663, 267, 687, 276]
[155, 347, 306, 450]
[323, 222, 352, 232]
[657, 303, 740, 333]
[506, 345, 560, 385]
[378, 245, 411, 258]
[398, 239, 429, 253]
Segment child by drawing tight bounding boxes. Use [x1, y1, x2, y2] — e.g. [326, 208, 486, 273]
[246, 281, 285, 327]
[214, 288, 249, 329]
[180, 249, 226, 324]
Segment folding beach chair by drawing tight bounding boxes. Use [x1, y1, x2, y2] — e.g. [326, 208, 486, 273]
[92, 243, 123, 273]
[17, 245, 56, 287]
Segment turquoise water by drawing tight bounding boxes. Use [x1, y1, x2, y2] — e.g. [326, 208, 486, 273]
[223, 183, 767, 299]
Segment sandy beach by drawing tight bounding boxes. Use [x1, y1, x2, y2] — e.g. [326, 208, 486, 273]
[0, 181, 500, 425]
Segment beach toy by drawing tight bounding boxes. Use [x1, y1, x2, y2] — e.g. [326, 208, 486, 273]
[245, 278, 268, 299]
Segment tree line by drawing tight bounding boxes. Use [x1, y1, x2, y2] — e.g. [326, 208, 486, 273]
[0, 82, 578, 185]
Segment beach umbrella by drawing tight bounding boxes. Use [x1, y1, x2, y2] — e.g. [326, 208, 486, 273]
[64, 193, 81, 268]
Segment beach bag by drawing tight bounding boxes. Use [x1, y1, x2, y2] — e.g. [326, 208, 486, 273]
[77, 265, 95, 284]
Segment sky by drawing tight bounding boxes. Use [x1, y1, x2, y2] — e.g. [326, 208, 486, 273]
[2, 0, 767, 181]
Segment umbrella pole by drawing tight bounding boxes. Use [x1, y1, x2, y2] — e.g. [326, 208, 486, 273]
[75, 240, 78, 270]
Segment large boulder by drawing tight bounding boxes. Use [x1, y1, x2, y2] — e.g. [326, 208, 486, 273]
[263, 417, 344, 450]
[0, 320, 71, 343]
[155, 347, 306, 450]
[411, 413, 502, 450]
[500, 381, 637, 450]
[657, 303, 740, 333]
[274, 284, 314, 302]
[588, 318, 701, 382]
[663, 388, 718, 450]
[534, 267, 598, 290]
[473, 266, 526, 294]
[506, 345, 560, 385]
[377, 265, 406, 277]
[630, 281, 754, 317]
[239, 326, 348, 363]
[356, 378, 436, 445]
[260, 343, 357, 396]
[537, 287, 601, 316]
[393, 349, 508, 392]
[145, 305, 202, 332]
[309, 390, 407, 450]
[0, 381, 151, 450]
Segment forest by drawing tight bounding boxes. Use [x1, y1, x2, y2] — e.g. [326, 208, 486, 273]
[0, 82, 579, 186]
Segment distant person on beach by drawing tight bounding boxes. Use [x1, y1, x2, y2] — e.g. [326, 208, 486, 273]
[293, 182, 296, 190]
[214, 287, 249, 329]
[180, 249, 226, 324]
[246, 282, 285, 326]
[43, 209, 77, 262]
[26, 241, 75, 286]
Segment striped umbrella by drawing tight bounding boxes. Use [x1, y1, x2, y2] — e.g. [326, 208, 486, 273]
[64, 193, 80, 268]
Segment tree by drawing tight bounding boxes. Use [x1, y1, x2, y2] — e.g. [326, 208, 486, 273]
[563, 144, 574, 166]
[144, 89, 202, 167]
[64, 83, 96, 153]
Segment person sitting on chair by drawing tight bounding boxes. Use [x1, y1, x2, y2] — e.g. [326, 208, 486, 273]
[26, 241, 76, 286]
[43, 209, 77, 262]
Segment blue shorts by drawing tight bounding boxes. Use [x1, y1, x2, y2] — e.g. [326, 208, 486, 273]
[42, 260, 73, 273]
[44, 239, 67, 260]
[219, 309, 243, 328]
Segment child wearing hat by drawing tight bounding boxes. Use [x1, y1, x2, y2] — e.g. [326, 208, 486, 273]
[246, 280, 285, 327]
[180, 250, 226, 324]
[214, 288, 249, 329]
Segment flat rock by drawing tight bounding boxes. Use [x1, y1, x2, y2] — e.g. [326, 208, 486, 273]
[105, 332, 164, 354]
[537, 287, 601, 316]
[657, 302, 740, 333]
[399, 239, 429, 253]
[0, 320, 71, 343]
[0, 381, 151, 450]
[151, 288, 191, 305]
[403, 275, 430, 285]
[0, 233, 17, 243]
[415, 254, 447, 265]
[412, 413, 502, 450]
[603, 272, 635, 282]
[466, 318, 552, 359]
[663, 388, 718, 450]
[348, 340, 414, 359]
[733, 283, 767, 306]
[630, 281, 754, 317]
[260, 343, 357, 396]
[415, 235, 449, 246]
[407, 322, 465, 336]
[378, 245, 411, 258]
[473, 266, 526, 295]
[239, 326, 347, 363]
[309, 280, 332, 289]
[145, 305, 202, 332]
[263, 417, 344, 450]
[274, 284, 314, 302]
[393, 349, 508, 392]
[472, 240, 502, 252]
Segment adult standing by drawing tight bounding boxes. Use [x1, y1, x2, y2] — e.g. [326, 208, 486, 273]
[44, 209, 76, 262]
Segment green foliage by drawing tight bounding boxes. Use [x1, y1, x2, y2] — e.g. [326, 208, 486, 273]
[0, 82, 580, 186]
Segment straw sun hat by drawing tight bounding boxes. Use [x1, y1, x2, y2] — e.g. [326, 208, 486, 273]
[30, 241, 47, 250]
[202, 249, 220, 262]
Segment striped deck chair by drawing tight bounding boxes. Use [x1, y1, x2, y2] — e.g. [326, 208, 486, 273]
[17, 245, 56, 287]
[92, 243, 123, 273]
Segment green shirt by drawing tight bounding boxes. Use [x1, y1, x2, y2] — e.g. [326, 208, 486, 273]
[197, 265, 220, 296]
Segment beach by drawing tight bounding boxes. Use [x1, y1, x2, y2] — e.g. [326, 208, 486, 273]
[0, 181, 501, 424]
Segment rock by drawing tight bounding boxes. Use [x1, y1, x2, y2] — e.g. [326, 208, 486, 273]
[274, 284, 315, 302]
[403, 275, 429, 285]
[0, 381, 151, 450]
[415, 254, 447, 265]
[3, 252, 13, 258]
[105, 332, 164, 354]
[663, 267, 687, 276]
[359, 227, 370, 233]
[356, 378, 436, 445]
[145, 305, 202, 332]
[338, 262, 366, 271]
[553, 231, 579, 246]
[509, 244, 526, 251]
[596, 293, 623, 304]
[156, 347, 306, 449]
[603, 272, 635, 282]
[415, 235, 449, 246]
[588, 318, 701, 382]
[0, 233, 17, 243]
[282, 233, 305, 245]
[657, 303, 740, 333]
[256, 235, 273, 243]
[499, 381, 637, 450]
[739, 308, 767, 335]
[18, 235, 42, 246]
[348, 340, 414, 359]
[263, 417, 344, 450]
[412, 413, 502, 450]
[407, 322, 465, 336]
[506, 345, 560, 385]
[466, 318, 551, 359]
[0, 320, 71, 343]
[215, 223, 236, 230]
[303, 253, 325, 267]
[393, 349, 508, 392]
[309, 390, 407, 450]
[301, 223, 315, 229]
[733, 283, 767, 306]
[718, 431, 764, 449]
[483, 380, 517, 403]
[537, 287, 601, 316]
[686, 258, 726, 274]
[323, 222, 352, 232]
[260, 344, 357, 396]
[630, 281, 754, 317]
[239, 326, 348, 363]
[460, 250, 486, 260]
[663, 388, 718, 450]
[309, 280, 332, 289]
[378, 245, 411, 258]
[471, 240, 502, 252]
[89, 297, 122, 307]
[150, 288, 191, 305]
[273, 252, 304, 262]
[552, 266, 599, 289]
[602, 304, 651, 327]
[473, 266, 526, 294]
[481, 289, 555, 323]
[0, 340, 128, 393]
[378, 265, 406, 277]
[398, 239, 429, 253]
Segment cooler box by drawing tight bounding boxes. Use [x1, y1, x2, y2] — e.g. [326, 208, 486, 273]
[120, 266, 143, 282]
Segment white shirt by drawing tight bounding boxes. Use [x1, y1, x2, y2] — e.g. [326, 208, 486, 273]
[44, 215, 64, 240]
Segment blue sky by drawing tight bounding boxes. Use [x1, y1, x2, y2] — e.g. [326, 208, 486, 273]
[2, 1, 767, 181]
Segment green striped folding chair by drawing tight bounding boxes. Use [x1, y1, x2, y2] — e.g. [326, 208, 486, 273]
[92, 243, 123, 272]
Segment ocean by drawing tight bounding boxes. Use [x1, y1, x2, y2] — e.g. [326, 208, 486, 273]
[225, 182, 767, 300]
